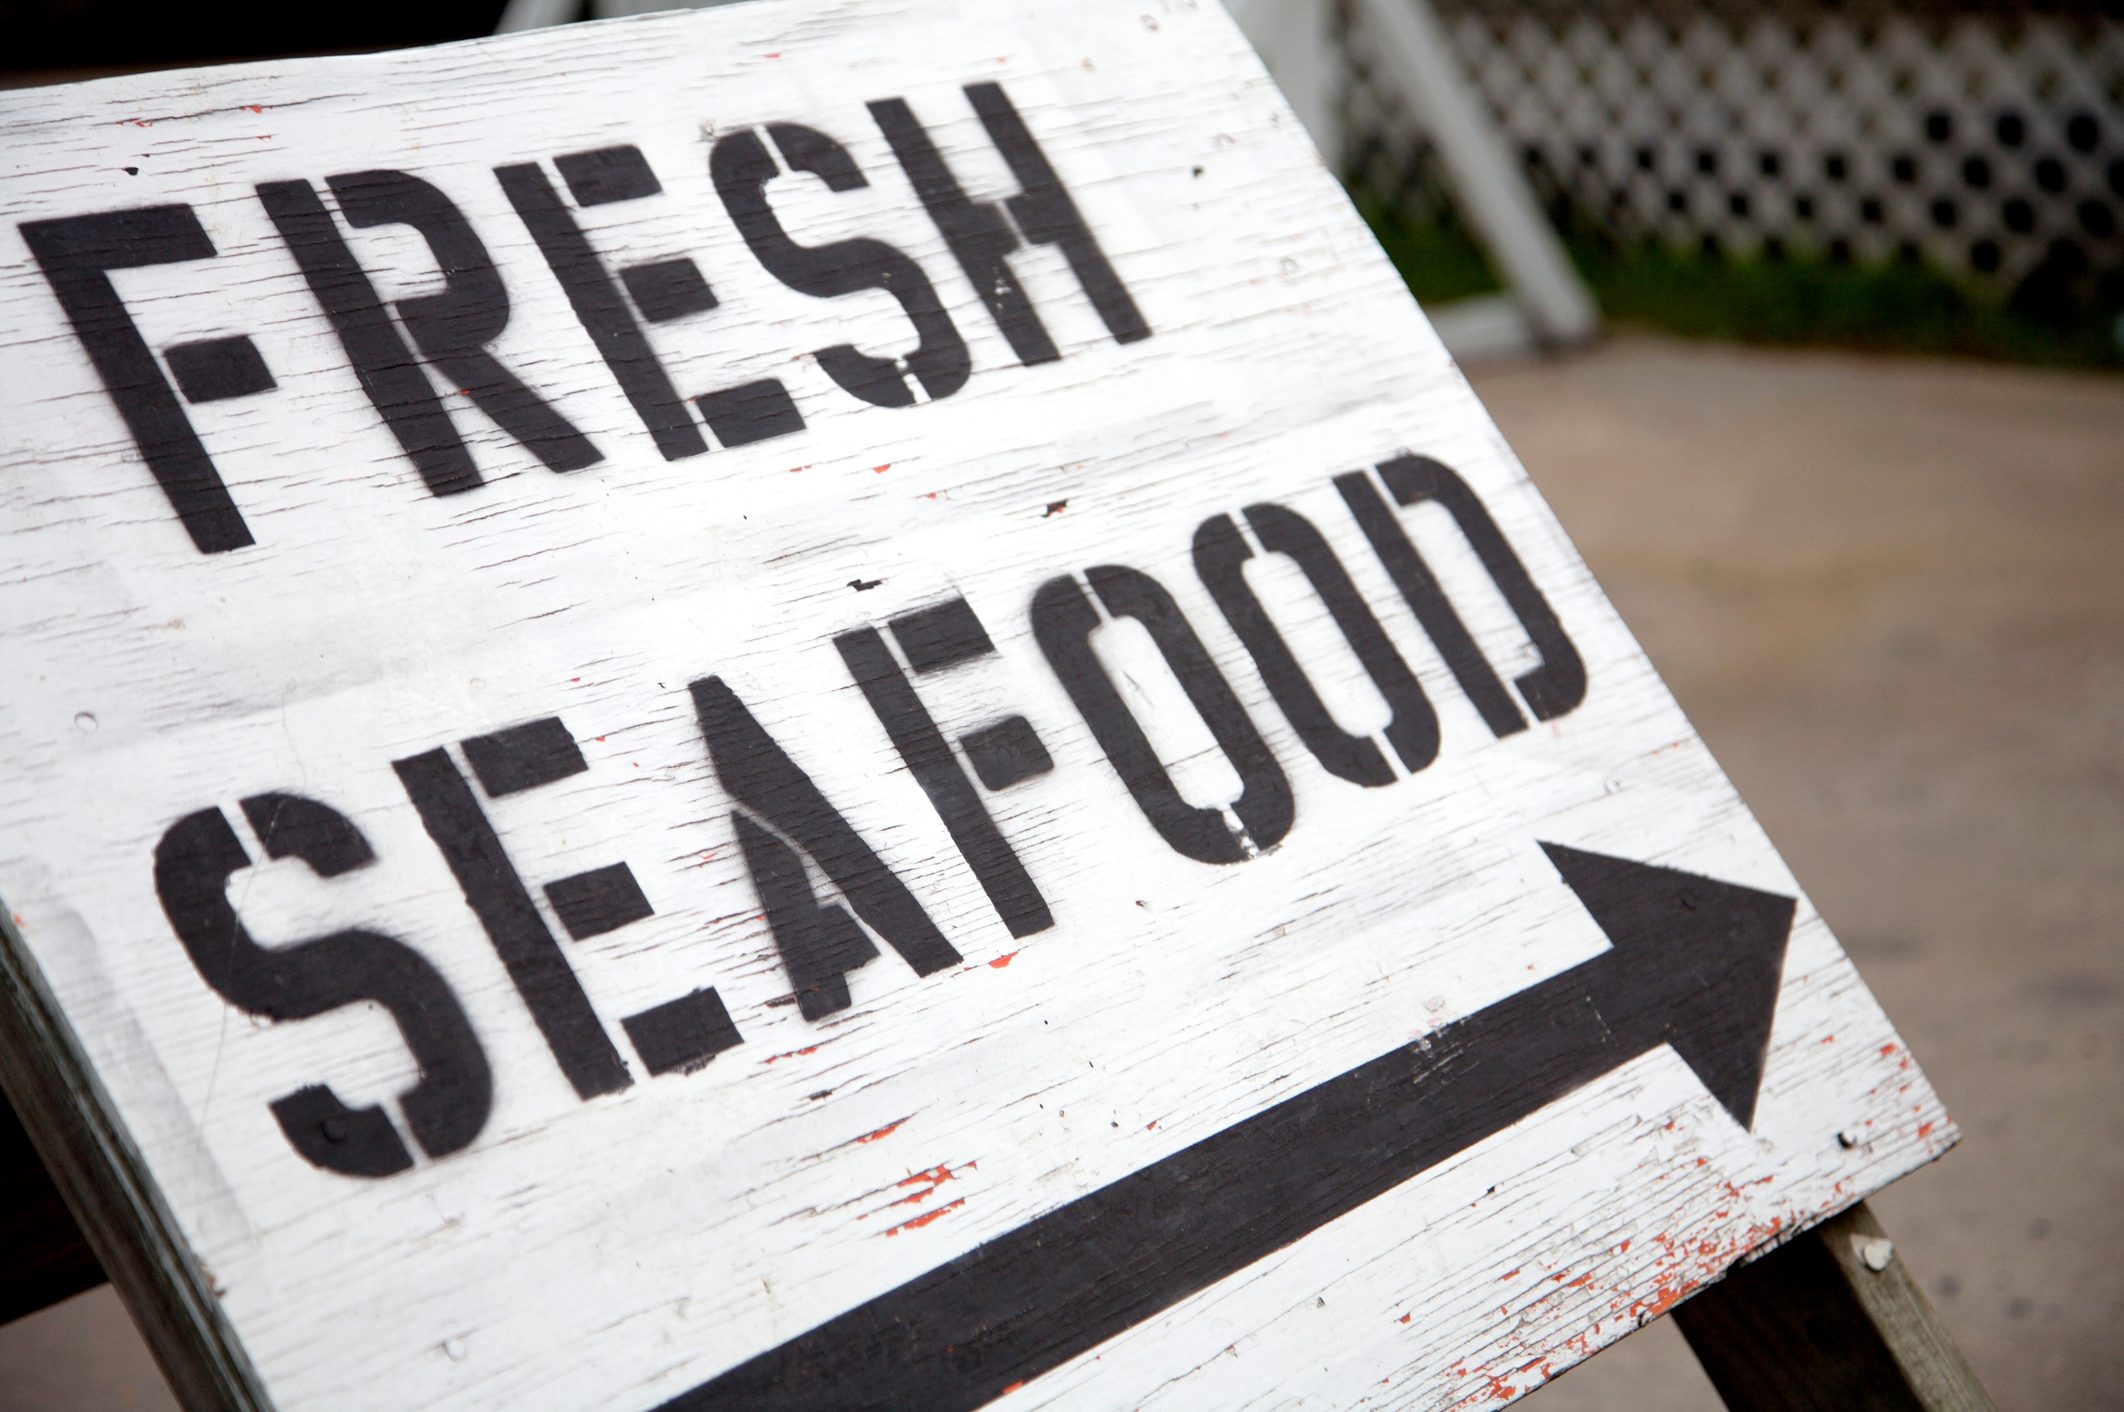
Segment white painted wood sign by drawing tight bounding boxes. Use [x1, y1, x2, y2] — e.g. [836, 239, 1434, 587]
[0, 3, 1953, 1408]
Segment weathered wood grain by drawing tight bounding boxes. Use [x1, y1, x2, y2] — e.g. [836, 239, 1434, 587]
[0, 3, 1953, 1409]
[1674, 1201, 1995, 1412]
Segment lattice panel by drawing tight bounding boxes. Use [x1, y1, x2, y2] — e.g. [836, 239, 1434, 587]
[1344, 1, 2124, 294]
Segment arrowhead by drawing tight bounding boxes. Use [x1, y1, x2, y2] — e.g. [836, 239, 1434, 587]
[1540, 843, 1795, 1131]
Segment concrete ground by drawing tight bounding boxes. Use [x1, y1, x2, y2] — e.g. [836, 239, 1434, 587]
[2, 333, 2118, 1410]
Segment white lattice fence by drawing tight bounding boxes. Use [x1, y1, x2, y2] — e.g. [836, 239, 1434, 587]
[1345, 1, 2124, 297]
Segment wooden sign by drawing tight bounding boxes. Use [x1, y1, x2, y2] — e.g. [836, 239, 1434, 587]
[0, 3, 1952, 1408]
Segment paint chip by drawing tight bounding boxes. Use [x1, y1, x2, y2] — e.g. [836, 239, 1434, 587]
[885, 1196, 964, 1236]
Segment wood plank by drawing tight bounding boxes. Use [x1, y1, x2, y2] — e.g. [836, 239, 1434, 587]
[1675, 1201, 1995, 1412]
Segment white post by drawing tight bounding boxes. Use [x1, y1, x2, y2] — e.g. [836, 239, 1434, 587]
[495, 0, 579, 33]
[1351, 0, 1597, 346]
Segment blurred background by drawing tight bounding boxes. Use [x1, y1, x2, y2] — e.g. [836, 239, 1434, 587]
[2, 2, 2120, 1409]
[1345, 0, 2124, 369]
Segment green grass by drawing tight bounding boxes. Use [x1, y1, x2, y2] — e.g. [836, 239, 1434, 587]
[1354, 195, 1503, 306]
[1354, 198, 2124, 371]
[1571, 242, 2123, 370]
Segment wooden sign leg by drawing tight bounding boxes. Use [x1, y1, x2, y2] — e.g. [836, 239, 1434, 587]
[1673, 1202, 1994, 1412]
[0, 1088, 101, 1324]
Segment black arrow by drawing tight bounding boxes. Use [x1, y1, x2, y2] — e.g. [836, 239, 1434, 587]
[666, 844, 1795, 1412]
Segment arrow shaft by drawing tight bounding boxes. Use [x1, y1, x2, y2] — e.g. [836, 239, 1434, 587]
[669, 954, 1659, 1412]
